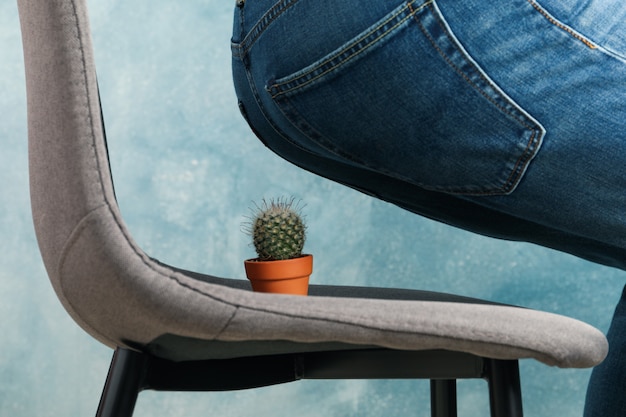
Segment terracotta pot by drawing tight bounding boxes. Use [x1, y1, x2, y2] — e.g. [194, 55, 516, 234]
[244, 254, 313, 295]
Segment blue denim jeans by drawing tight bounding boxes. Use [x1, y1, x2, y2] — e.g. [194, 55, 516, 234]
[231, 0, 626, 414]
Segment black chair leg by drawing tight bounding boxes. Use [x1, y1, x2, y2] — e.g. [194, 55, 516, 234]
[431, 379, 458, 417]
[96, 348, 148, 417]
[486, 359, 523, 417]
[93, 349, 522, 417]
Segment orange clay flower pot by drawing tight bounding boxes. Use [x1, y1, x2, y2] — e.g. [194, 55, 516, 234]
[244, 254, 313, 296]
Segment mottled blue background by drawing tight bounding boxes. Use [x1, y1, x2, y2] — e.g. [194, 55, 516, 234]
[1, 1, 624, 415]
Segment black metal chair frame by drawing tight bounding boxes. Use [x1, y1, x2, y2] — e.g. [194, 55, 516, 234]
[97, 348, 522, 417]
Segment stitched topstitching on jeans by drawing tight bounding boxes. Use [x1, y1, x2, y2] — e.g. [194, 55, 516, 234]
[234, 0, 299, 58]
[415, 3, 538, 133]
[527, 0, 597, 49]
[268, 0, 432, 99]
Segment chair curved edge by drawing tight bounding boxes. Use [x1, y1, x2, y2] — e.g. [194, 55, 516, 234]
[56, 204, 608, 369]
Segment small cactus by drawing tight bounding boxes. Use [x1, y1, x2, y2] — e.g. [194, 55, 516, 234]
[247, 198, 306, 261]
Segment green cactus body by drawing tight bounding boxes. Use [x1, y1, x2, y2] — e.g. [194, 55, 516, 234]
[251, 199, 306, 261]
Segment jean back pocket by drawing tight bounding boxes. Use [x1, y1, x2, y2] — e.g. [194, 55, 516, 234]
[264, 0, 545, 195]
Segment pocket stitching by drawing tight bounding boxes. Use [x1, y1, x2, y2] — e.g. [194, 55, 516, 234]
[414, 2, 538, 134]
[268, 0, 432, 99]
[266, 0, 546, 195]
[526, 0, 597, 49]
[235, 0, 300, 58]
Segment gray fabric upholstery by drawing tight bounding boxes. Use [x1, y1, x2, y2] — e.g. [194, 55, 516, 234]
[18, 0, 608, 369]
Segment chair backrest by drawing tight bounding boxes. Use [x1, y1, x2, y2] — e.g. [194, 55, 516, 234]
[20, 0, 113, 270]
[18, 0, 243, 349]
[19, 0, 120, 332]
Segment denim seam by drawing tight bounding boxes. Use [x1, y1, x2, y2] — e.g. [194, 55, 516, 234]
[414, 3, 539, 134]
[268, 0, 432, 99]
[232, 0, 299, 59]
[526, 0, 597, 50]
[527, 0, 626, 64]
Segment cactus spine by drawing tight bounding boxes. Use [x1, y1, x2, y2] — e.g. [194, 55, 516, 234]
[249, 198, 306, 261]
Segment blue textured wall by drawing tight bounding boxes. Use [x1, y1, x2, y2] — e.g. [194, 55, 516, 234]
[1, 1, 624, 415]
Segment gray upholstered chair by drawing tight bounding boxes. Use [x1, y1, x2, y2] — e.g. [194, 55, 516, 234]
[17, 1, 608, 416]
